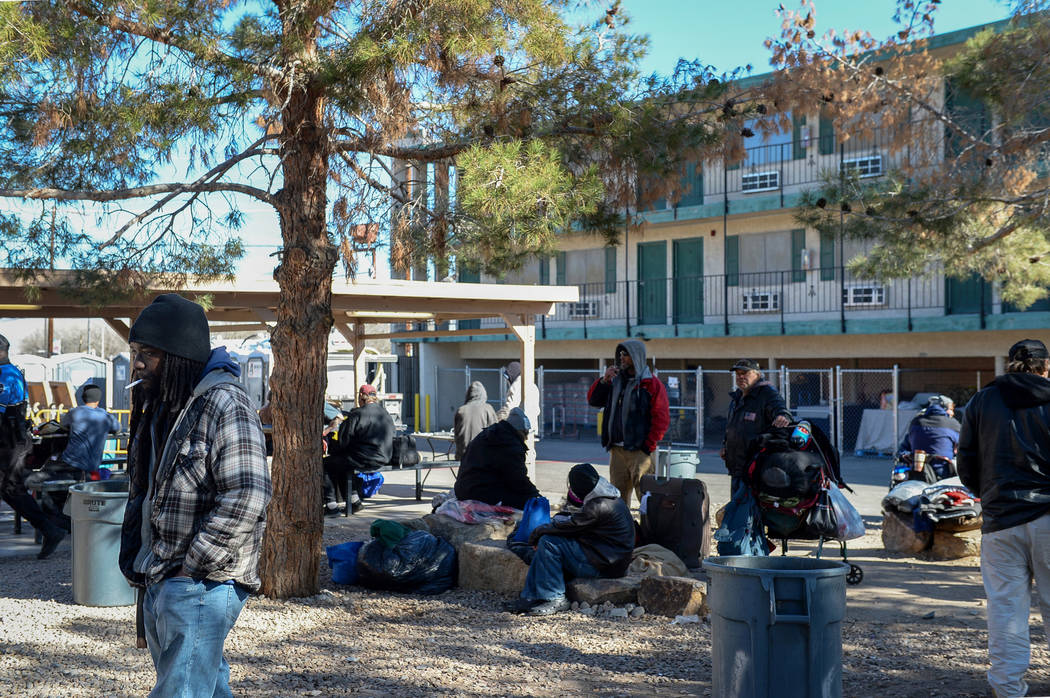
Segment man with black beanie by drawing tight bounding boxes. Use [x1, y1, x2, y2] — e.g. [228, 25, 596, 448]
[959, 338, 1050, 697]
[503, 463, 634, 616]
[119, 293, 271, 697]
[0, 333, 68, 558]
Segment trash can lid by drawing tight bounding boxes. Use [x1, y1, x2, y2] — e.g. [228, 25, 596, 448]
[70, 480, 130, 497]
[703, 555, 849, 578]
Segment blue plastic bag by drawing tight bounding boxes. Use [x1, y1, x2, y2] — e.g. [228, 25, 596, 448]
[356, 530, 457, 594]
[326, 541, 364, 585]
[511, 496, 551, 543]
[355, 471, 384, 499]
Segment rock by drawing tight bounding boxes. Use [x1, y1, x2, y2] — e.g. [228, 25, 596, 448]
[406, 513, 519, 551]
[881, 510, 932, 554]
[567, 577, 640, 605]
[457, 540, 529, 594]
[609, 608, 629, 619]
[922, 611, 936, 619]
[579, 607, 595, 616]
[637, 576, 708, 618]
[926, 528, 981, 560]
[630, 606, 645, 619]
[579, 601, 590, 610]
[570, 601, 579, 611]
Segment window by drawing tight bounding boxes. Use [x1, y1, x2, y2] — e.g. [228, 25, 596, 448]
[502, 259, 542, 285]
[742, 113, 795, 166]
[561, 249, 606, 287]
[737, 231, 792, 278]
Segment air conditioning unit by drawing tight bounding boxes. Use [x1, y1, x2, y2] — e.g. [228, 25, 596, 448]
[742, 291, 780, 313]
[843, 284, 886, 307]
[842, 155, 883, 178]
[567, 300, 600, 319]
[741, 171, 780, 192]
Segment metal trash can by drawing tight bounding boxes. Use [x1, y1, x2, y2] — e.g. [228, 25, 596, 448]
[702, 556, 849, 698]
[658, 448, 699, 479]
[70, 480, 135, 607]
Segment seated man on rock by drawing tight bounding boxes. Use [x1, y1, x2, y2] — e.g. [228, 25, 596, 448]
[454, 407, 539, 510]
[503, 463, 635, 616]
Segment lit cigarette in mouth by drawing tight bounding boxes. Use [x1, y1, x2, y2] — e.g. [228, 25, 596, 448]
[125, 379, 144, 391]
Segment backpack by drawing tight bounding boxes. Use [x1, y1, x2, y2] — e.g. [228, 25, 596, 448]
[389, 434, 421, 468]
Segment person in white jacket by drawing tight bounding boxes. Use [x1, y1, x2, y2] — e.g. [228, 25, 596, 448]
[497, 361, 540, 480]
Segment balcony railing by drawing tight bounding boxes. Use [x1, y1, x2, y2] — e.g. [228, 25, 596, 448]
[639, 120, 945, 207]
[470, 265, 1015, 335]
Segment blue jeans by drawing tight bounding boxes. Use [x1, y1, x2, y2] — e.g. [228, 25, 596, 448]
[143, 577, 249, 698]
[521, 535, 600, 602]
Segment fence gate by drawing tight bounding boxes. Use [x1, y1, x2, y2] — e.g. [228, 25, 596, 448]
[834, 366, 898, 457]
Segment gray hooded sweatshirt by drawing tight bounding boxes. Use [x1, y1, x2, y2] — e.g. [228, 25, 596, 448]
[454, 381, 498, 459]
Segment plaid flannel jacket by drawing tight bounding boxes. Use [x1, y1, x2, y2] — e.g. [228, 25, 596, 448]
[132, 373, 271, 591]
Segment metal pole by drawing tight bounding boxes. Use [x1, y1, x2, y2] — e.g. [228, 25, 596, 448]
[695, 366, 703, 449]
[835, 365, 844, 456]
[537, 364, 545, 439]
[892, 364, 900, 455]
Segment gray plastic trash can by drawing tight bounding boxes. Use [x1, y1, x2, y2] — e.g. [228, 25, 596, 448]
[658, 449, 699, 479]
[702, 556, 849, 698]
[70, 480, 135, 607]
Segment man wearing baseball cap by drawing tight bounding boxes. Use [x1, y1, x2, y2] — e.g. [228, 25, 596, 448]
[327, 383, 395, 513]
[959, 338, 1050, 697]
[721, 358, 791, 494]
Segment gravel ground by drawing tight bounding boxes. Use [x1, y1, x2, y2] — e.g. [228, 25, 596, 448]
[2, 485, 1050, 696]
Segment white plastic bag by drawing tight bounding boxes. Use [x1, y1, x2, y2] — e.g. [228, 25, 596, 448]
[828, 482, 865, 540]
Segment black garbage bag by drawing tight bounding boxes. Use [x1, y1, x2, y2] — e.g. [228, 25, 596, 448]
[356, 530, 457, 594]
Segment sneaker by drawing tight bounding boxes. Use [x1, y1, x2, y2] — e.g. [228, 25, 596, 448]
[38, 528, 67, 560]
[349, 492, 363, 513]
[526, 597, 571, 616]
[324, 505, 345, 518]
[501, 598, 537, 614]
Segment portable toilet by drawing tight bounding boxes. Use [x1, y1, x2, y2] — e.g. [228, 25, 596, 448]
[53, 353, 109, 407]
[110, 353, 131, 411]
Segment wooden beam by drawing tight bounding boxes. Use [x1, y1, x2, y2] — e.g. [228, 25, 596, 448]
[210, 323, 272, 333]
[103, 318, 131, 343]
[364, 327, 512, 340]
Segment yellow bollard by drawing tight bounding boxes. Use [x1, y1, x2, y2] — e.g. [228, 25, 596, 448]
[414, 394, 420, 433]
[425, 394, 431, 432]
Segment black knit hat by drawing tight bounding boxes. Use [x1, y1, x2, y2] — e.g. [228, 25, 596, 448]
[568, 463, 600, 500]
[129, 294, 211, 364]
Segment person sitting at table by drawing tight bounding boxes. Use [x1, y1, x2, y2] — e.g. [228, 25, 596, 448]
[454, 381, 497, 460]
[898, 394, 961, 479]
[455, 407, 539, 510]
[24, 384, 121, 525]
[324, 384, 393, 514]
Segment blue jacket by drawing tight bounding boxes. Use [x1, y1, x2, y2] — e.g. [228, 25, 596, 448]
[0, 361, 27, 412]
[899, 404, 960, 461]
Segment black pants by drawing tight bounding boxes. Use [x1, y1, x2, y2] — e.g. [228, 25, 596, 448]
[23, 460, 85, 525]
[0, 441, 63, 537]
[323, 456, 375, 505]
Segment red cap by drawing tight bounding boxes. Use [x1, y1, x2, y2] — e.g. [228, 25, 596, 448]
[358, 384, 377, 395]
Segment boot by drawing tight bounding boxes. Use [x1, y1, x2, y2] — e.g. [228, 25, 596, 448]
[38, 525, 67, 560]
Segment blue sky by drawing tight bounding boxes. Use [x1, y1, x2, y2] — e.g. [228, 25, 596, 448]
[622, 0, 1013, 77]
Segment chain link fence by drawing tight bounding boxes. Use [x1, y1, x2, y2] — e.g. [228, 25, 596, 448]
[542, 368, 601, 440]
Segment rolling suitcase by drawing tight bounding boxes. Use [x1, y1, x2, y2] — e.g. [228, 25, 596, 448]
[639, 474, 711, 569]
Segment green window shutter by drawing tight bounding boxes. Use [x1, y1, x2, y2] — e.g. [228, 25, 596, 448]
[819, 110, 835, 155]
[819, 231, 835, 281]
[539, 257, 550, 285]
[458, 265, 480, 283]
[725, 235, 739, 287]
[556, 251, 566, 286]
[678, 162, 703, 207]
[791, 229, 806, 282]
[604, 247, 617, 293]
[792, 114, 807, 160]
[637, 174, 666, 211]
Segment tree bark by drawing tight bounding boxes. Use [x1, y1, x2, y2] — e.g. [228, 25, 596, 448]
[259, 72, 335, 597]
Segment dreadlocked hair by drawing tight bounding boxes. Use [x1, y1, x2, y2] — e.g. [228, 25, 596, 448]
[158, 354, 207, 412]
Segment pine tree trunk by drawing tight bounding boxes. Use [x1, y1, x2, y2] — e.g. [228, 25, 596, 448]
[259, 79, 335, 598]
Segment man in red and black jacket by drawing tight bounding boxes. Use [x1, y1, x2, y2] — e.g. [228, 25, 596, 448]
[587, 339, 669, 508]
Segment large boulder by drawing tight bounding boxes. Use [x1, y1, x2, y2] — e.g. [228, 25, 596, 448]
[458, 540, 528, 594]
[637, 575, 708, 618]
[925, 528, 981, 561]
[405, 513, 519, 551]
[881, 510, 932, 554]
[567, 577, 641, 605]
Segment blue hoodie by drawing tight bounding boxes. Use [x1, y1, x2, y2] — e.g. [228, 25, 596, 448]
[900, 403, 961, 463]
[199, 347, 241, 382]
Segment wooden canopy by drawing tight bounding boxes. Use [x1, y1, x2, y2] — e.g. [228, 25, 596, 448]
[0, 271, 578, 400]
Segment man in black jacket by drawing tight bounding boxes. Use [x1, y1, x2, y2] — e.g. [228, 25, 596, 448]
[503, 463, 635, 616]
[326, 384, 394, 513]
[958, 338, 1050, 698]
[454, 407, 539, 509]
[722, 359, 791, 494]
